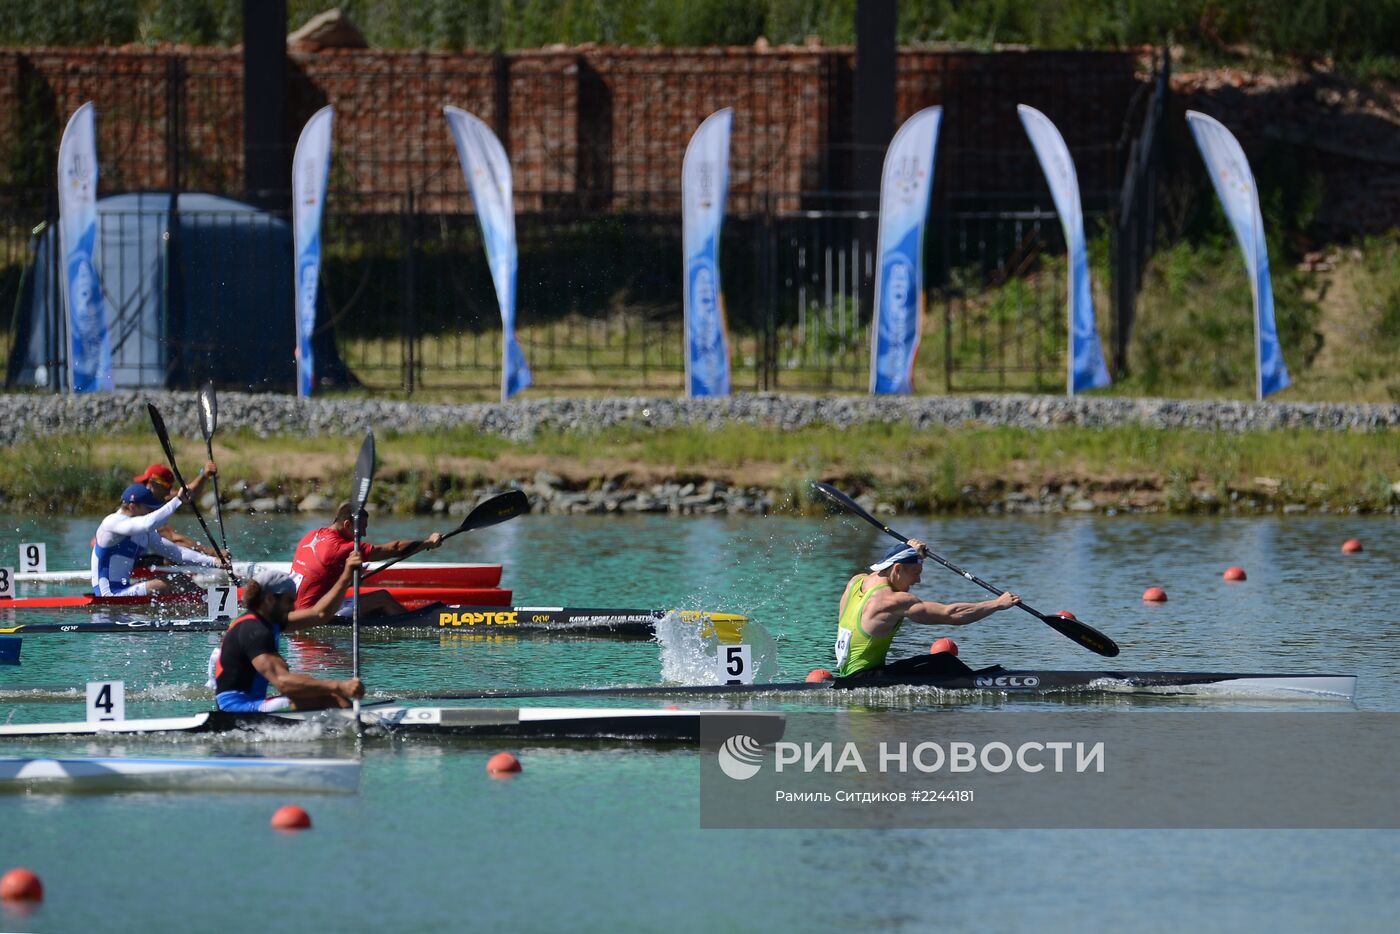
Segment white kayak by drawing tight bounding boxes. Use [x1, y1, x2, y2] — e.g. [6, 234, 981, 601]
[0, 706, 785, 744]
[15, 560, 501, 588]
[0, 755, 361, 793]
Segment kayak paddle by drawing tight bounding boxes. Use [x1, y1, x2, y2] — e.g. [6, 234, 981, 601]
[361, 489, 530, 582]
[147, 402, 238, 584]
[196, 383, 231, 557]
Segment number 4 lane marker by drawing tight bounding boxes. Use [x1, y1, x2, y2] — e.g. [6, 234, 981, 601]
[86, 680, 126, 722]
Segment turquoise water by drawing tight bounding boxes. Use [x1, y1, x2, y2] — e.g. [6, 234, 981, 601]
[3, 512, 1398, 931]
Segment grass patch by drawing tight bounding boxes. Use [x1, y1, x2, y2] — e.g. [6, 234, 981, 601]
[3, 422, 1395, 515]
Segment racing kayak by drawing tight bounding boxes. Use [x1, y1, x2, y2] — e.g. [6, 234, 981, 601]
[0, 605, 747, 640]
[0, 585, 511, 612]
[0, 706, 785, 743]
[410, 667, 1359, 703]
[15, 561, 503, 589]
[0, 755, 360, 793]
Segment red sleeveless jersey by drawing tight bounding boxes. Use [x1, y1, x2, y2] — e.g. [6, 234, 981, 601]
[288, 527, 376, 610]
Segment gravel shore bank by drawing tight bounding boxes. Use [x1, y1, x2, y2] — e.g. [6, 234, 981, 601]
[3, 390, 1398, 445]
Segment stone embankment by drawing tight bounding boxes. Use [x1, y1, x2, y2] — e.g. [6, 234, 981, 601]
[3, 390, 1398, 446]
[201, 475, 782, 518]
[4, 391, 1397, 516]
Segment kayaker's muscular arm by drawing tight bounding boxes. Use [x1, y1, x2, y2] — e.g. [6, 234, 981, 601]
[159, 525, 205, 550]
[183, 460, 217, 498]
[285, 552, 363, 631]
[249, 651, 363, 703]
[158, 463, 220, 555]
[882, 590, 1021, 627]
[370, 532, 444, 559]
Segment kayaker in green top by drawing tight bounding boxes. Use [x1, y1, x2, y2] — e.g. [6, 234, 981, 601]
[835, 541, 1021, 678]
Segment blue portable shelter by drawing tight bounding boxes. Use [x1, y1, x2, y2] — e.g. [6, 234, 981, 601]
[6, 192, 352, 391]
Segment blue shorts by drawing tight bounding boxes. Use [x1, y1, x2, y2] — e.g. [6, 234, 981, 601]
[216, 691, 292, 713]
[95, 579, 156, 598]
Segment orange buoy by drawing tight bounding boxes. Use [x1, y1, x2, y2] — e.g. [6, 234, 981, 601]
[928, 638, 959, 656]
[487, 752, 522, 776]
[1143, 587, 1168, 602]
[805, 668, 834, 683]
[1223, 566, 1247, 582]
[1, 868, 43, 902]
[1342, 539, 1363, 554]
[270, 805, 312, 831]
[1056, 611, 1078, 620]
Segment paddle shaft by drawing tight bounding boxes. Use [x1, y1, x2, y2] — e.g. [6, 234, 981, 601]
[147, 404, 238, 584]
[198, 386, 231, 555]
[202, 435, 230, 554]
[360, 529, 462, 582]
[348, 431, 376, 728]
[812, 482, 1118, 657]
[352, 513, 364, 682]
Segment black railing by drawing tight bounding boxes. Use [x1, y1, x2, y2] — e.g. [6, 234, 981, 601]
[1, 182, 1147, 395]
[0, 47, 1168, 396]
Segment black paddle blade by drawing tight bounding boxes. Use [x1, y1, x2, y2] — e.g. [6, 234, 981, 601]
[350, 431, 376, 515]
[460, 489, 530, 533]
[1040, 612, 1120, 657]
[146, 403, 185, 487]
[198, 383, 217, 441]
[811, 481, 862, 516]
[811, 481, 905, 542]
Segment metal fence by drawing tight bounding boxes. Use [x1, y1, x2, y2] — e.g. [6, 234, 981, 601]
[2, 182, 1140, 397]
[1, 47, 1165, 396]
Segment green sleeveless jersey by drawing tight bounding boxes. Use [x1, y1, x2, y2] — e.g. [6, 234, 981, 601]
[835, 575, 896, 676]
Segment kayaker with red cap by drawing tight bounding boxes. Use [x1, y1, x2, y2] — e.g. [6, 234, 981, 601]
[90, 483, 226, 596]
[834, 540, 1020, 679]
[132, 460, 222, 559]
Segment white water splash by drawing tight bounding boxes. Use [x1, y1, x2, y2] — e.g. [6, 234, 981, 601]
[654, 611, 779, 684]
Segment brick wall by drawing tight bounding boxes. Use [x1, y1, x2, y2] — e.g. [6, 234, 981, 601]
[1, 45, 1141, 214]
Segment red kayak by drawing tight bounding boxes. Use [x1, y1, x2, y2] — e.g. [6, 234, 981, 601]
[18, 562, 504, 589]
[0, 585, 512, 612]
[135, 561, 504, 589]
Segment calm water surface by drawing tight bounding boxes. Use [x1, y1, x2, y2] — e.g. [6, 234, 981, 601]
[2, 512, 1397, 932]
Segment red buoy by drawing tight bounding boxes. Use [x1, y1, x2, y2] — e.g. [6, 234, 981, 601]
[805, 668, 834, 683]
[1056, 611, 1078, 620]
[487, 752, 522, 776]
[1223, 566, 1247, 582]
[1342, 539, 1363, 554]
[1, 868, 43, 902]
[1143, 587, 1168, 602]
[270, 805, 312, 831]
[928, 638, 959, 656]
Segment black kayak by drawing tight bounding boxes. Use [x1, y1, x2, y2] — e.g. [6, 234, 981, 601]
[0, 605, 747, 640]
[405, 666, 1357, 703]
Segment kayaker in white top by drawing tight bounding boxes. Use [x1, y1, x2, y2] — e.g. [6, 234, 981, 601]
[91, 483, 227, 596]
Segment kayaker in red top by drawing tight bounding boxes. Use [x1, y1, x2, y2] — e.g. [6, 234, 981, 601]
[289, 501, 443, 617]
